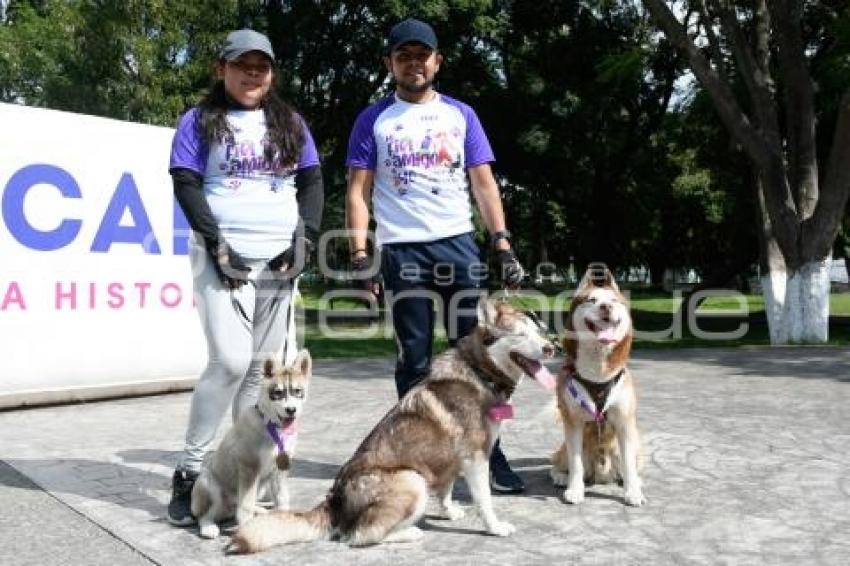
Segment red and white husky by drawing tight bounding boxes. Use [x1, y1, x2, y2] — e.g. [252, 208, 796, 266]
[551, 265, 645, 506]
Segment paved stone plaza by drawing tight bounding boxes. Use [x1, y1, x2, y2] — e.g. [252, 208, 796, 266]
[1, 348, 848, 565]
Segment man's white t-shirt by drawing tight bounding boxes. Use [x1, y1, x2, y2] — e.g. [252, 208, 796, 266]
[346, 93, 495, 245]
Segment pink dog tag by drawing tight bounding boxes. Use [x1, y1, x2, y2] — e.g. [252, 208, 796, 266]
[487, 403, 514, 422]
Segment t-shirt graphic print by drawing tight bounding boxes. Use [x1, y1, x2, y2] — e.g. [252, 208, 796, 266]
[346, 94, 495, 245]
[170, 107, 319, 258]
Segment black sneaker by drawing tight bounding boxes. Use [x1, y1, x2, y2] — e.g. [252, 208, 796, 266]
[489, 444, 525, 494]
[167, 469, 198, 526]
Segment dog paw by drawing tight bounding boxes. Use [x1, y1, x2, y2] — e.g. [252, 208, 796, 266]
[383, 525, 424, 543]
[550, 468, 570, 487]
[252, 505, 269, 515]
[487, 520, 516, 537]
[562, 487, 585, 504]
[624, 488, 646, 506]
[199, 522, 219, 539]
[440, 503, 465, 521]
[224, 536, 249, 555]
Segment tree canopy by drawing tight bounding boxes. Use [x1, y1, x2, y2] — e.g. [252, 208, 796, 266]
[1, 0, 848, 295]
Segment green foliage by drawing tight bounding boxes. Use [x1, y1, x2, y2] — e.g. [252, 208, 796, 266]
[670, 149, 724, 225]
[0, 0, 844, 286]
[0, 0, 246, 123]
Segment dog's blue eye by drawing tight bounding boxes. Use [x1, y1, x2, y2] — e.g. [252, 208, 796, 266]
[291, 388, 304, 398]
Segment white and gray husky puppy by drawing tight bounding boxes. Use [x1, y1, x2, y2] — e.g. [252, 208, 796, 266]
[191, 349, 312, 539]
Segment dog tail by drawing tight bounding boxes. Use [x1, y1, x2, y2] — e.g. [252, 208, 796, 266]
[227, 500, 332, 554]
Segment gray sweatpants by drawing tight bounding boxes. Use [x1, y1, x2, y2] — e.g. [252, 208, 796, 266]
[179, 244, 295, 473]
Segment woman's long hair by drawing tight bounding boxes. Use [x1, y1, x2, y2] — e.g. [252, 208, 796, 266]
[197, 80, 305, 169]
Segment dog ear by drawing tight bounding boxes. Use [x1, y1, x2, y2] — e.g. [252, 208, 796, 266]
[263, 358, 276, 379]
[599, 267, 619, 292]
[579, 262, 618, 292]
[477, 299, 499, 326]
[295, 349, 312, 376]
[577, 269, 595, 292]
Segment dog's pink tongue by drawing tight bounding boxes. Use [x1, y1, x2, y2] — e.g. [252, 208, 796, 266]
[281, 419, 298, 434]
[533, 365, 556, 390]
[487, 403, 514, 422]
[597, 327, 619, 344]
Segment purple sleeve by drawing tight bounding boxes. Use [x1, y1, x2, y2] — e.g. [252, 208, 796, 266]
[169, 108, 207, 174]
[461, 105, 495, 167]
[345, 100, 392, 170]
[297, 117, 320, 169]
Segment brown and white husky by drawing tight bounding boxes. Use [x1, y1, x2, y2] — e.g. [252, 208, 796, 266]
[229, 300, 556, 553]
[191, 350, 312, 539]
[550, 265, 646, 506]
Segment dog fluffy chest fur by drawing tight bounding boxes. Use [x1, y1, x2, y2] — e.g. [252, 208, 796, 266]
[207, 409, 292, 486]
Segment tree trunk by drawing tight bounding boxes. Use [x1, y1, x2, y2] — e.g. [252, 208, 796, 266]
[845, 254, 850, 284]
[756, 181, 831, 343]
[761, 259, 831, 343]
[643, 0, 850, 345]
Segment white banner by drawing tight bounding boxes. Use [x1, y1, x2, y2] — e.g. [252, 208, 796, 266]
[1, 103, 204, 407]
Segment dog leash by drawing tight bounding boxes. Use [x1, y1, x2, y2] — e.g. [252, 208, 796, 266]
[279, 275, 300, 366]
[230, 270, 300, 367]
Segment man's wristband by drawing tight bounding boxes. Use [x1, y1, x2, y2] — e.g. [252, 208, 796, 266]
[490, 230, 512, 249]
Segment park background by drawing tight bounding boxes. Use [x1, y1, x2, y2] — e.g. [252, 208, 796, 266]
[1, 0, 848, 404]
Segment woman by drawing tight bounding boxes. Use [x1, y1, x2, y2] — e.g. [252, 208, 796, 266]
[167, 28, 323, 526]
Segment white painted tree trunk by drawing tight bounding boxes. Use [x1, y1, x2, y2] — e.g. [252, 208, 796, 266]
[761, 257, 831, 343]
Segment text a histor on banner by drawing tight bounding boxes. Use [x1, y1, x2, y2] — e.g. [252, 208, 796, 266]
[0, 102, 205, 407]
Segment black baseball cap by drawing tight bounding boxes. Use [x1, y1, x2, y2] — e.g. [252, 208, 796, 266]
[386, 18, 438, 53]
[220, 29, 275, 62]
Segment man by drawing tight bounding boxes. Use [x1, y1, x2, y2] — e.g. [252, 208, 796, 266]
[345, 18, 526, 493]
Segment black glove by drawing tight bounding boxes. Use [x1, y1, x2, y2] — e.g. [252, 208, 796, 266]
[495, 248, 525, 288]
[267, 236, 315, 279]
[213, 243, 251, 289]
[351, 254, 380, 294]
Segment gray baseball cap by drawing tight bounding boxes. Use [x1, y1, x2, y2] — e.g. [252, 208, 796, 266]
[219, 29, 275, 62]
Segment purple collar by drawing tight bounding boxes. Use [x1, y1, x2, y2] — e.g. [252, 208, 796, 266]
[265, 420, 289, 453]
[259, 407, 297, 453]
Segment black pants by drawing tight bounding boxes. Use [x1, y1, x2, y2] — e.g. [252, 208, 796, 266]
[380, 232, 485, 398]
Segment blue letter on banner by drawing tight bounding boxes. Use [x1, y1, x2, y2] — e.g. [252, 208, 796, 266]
[91, 173, 161, 254]
[2, 164, 83, 251]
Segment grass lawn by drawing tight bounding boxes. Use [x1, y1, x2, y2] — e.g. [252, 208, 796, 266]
[628, 291, 850, 315]
[298, 288, 850, 359]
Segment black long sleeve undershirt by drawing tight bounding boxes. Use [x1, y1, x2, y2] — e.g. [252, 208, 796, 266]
[171, 168, 220, 254]
[294, 164, 324, 241]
